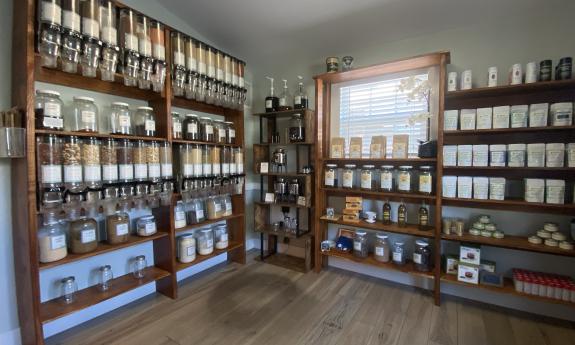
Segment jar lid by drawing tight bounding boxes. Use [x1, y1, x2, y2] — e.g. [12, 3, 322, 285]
[362, 165, 375, 169]
[224, 121, 234, 125]
[381, 165, 394, 169]
[137, 106, 154, 111]
[544, 238, 559, 247]
[200, 228, 212, 233]
[100, 265, 112, 271]
[559, 241, 574, 250]
[73, 96, 95, 102]
[355, 230, 367, 236]
[376, 233, 388, 239]
[415, 239, 428, 246]
[493, 231, 505, 239]
[36, 89, 61, 96]
[344, 164, 356, 168]
[214, 119, 224, 123]
[139, 215, 155, 221]
[543, 222, 559, 232]
[551, 232, 566, 241]
[171, 111, 180, 116]
[61, 276, 75, 283]
[395, 241, 404, 246]
[135, 255, 146, 260]
[536, 229, 551, 239]
[200, 117, 212, 120]
[112, 102, 130, 107]
[185, 113, 198, 117]
[326, 57, 339, 63]
[326, 164, 338, 168]
[420, 166, 432, 170]
[181, 234, 195, 239]
[398, 165, 413, 169]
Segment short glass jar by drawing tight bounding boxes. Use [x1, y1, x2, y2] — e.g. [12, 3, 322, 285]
[69, 214, 98, 254]
[200, 117, 214, 142]
[413, 239, 432, 272]
[206, 195, 222, 220]
[70, 96, 99, 132]
[136, 215, 157, 237]
[380, 165, 394, 192]
[172, 112, 183, 139]
[214, 224, 229, 249]
[324, 164, 338, 187]
[134, 106, 156, 137]
[106, 205, 130, 244]
[418, 166, 433, 195]
[397, 166, 413, 193]
[374, 233, 390, 263]
[186, 198, 206, 224]
[183, 114, 199, 140]
[178, 234, 196, 263]
[360, 165, 376, 191]
[353, 230, 368, 258]
[392, 242, 406, 265]
[224, 121, 236, 144]
[197, 227, 214, 255]
[174, 201, 187, 229]
[214, 120, 227, 144]
[35, 90, 64, 130]
[342, 164, 356, 189]
[109, 102, 132, 135]
[38, 208, 68, 263]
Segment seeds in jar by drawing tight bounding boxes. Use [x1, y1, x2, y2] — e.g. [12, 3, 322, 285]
[82, 143, 100, 165]
[63, 142, 82, 165]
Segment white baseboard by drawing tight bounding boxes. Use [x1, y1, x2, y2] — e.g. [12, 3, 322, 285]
[0, 328, 21, 345]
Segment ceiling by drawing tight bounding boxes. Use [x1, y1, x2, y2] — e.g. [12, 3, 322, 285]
[159, 0, 548, 72]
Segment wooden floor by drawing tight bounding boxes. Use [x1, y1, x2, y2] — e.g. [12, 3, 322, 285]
[47, 252, 575, 345]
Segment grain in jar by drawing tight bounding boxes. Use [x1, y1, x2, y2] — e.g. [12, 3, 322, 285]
[206, 195, 222, 220]
[392, 242, 406, 265]
[222, 194, 232, 216]
[380, 165, 394, 192]
[413, 240, 432, 272]
[197, 227, 214, 255]
[418, 166, 433, 195]
[342, 164, 356, 189]
[63, 136, 83, 192]
[202, 145, 213, 176]
[159, 142, 173, 179]
[38, 207, 68, 263]
[214, 224, 229, 249]
[397, 166, 413, 192]
[136, 215, 157, 236]
[101, 138, 118, 183]
[179, 144, 194, 178]
[35, 90, 64, 130]
[134, 106, 156, 137]
[211, 146, 221, 176]
[68, 207, 98, 254]
[234, 148, 244, 174]
[174, 201, 187, 229]
[186, 198, 206, 224]
[191, 144, 203, 177]
[360, 165, 375, 190]
[105, 201, 130, 244]
[147, 141, 161, 182]
[133, 140, 148, 181]
[82, 137, 101, 188]
[117, 139, 134, 182]
[374, 233, 390, 262]
[178, 234, 196, 263]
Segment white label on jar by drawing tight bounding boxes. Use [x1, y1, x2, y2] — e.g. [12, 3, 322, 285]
[198, 62, 207, 75]
[392, 252, 402, 262]
[222, 163, 230, 174]
[239, 77, 245, 88]
[64, 165, 82, 183]
[230, 163, 237, 174]
[81, 110, 96, 124]
[187, 123, 198, 134]
[205, 125, 213, 135]
[144, 222, 156, 235]
[265, 100, 272, 108]
[63, 10, 80, 31]
[196, 209, 204, 219]
[81, 229, 96, 243]
[237, 163, 244, 174]
[225, 201, 232, 211]
[186, 57, 197, 70]
[207, 239, 213, 248]
[413, 253, 422, 264]
[214, 203, 222, 212]
[41, 2, 61, 25]
[380, 172, 393, 190]
[139, 38, 152, 56]
[102, 164, 118, 181]
[343, 171, 353, 188]
[279, 98, 287, 107]
[208, 66, 216, 77]
[325, 170, 335, 186]
[125, 33, 138, 51]
[116, 223, 129, 236]
[217, 68, 224, 80]
[173, 122, 182, 134]
[182, 164, 193, 176]
[294, 96, 302, 105]
[82, 18, 99, 38]
[229, 129, 236, 139]
[44, 102, 61, 117]
[375, 247, 384, 256]
[232, 75, 239, 86]
[398, 174, 410, 191]
[145, 120, 156, 132]
[43, 116, 63, 129]
[148, 163, 161, 178]
[84, 165, 101, 182]
[134, 164, 147, 178]
[360, 172, 372, 189]
[119, 115, 131, 127]
[101, 26, 117, 45]
[353, 241, 362, 251]
[186, 246, 195, 256]
[218, 129, 226, 140]
[161, 163, 172, 177]
[153, 44, 165, 61]
[193, 163, 202, 176]
[419, 175, 432, 193]
[213, 164, 220, 175]
[50, 234, 66, 250]
[119, 164, 133, 180]
[202, 164, 211, 174]
[221, 234, 229, 242]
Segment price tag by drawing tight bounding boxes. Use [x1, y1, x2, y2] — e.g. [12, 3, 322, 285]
[260, 162, 269, 173]
[297, 196, 306, 206]
[264, 192, 275, 203]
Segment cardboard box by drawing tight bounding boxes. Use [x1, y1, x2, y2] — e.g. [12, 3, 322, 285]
[493, 106, 510, 129]
[460, 109, 476, 130]
[342, 208, 360, 215]
[472, 145, 489, 167]
[476, 107, 493, 129]
[443, 145, 457, 167]
[480, 260, 496, 273]
[370, 136, 387, 158]
[457, 176, 473, 199]
[345, 196, 363, 203]
[442, 176, 457, 198]
[510, 105, 529, 128]
[345, 202, 362, 210]
[473, 177, 489, 200]
[444, 255, 459, 275]
[460, 244, 481, 265]
[349, 137, 363, 158]
[330, 137, 345, 158]
[444, 110, 459, 131]
[342, 214, 361, 223]
[480, 271, 504, 287]
[458, 264, 480, 285]
[457, 145, 473, 167]
[392, 135, 409, 159]
[529, 103, 548, 127]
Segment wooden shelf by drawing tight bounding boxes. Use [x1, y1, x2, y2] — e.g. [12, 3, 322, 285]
[322, 250, 434, 279]
[174, 213, 244, 233]
[442, 197, 575, 215]
[35, 129, 167, 142]
[442, 166, 575, 179]
[40, 266, 170, 323]
[175, 241, 243, 272]
[171, 138, 241, 147]
[445, 79, 575, 101]
[321, 217, 434, 238]
[255, 224, 312, 239]
[444, 125, 575, 136]
[322, 187, 436, 202]
[440, 274, 575, 308]
[258, 172, 311, 177]
[441, 232, 575, 257]
[253, 108, 314, 118]
[254, 201, 311, 209]
[39, 233, 169, 271]
[443, 126, 575, 145]
[321, 157, 436, 165]
[171, 96, 240, 117]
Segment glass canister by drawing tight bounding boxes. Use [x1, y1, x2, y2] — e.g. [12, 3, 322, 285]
[224, 54, 232, 85]
[191, 144, 203, 177]
[101, 138, 118, 184]
[413, 240, 432, 272]
[37, 135, 64, 189]
[342, 164, 356, 189]
[353, 230, 368, 258]
[179, 144, 194, 178]
[380, 165, 394, 192]
[37, 0, 62, 68]
[174, 201, 187, 229]
[117, 139, 133, 182]
[214, 224, 229, 249]
[360, 165, 376, 191]
[186, 197, 206, 224]
[397, 166, 413, 193]
[60, 276, 77, 304]
[216, 50, 224, 85]
[230, 149, 237, 175]
[68, 208, 98, 254]
[98, 265, 113, 291]
[184, 114, 200, 140]
[133, 140, 148, 181]
[132, 255, 147, 279]
[392, 242, 406, 265]
[134, 106, 156, 137]
[38, 206, 68, 263]
[202, 145, 213, 176]
[80, 0, 101, 78]
[374, 233, 390, 263]
[105, 201, 130, 244]
[289, 113, 306, 143]
[206, 195, 222, 220]
[200, 117, 214, 142]
[171, 31, 186, 97]
[211, 146, 221, 176]
[136, 215, 157, 236]
[324, 164, 338, 187]
[82, 137, 102, 188]
[120, 8, 139, 86]
[63, 135, 83, 192]
[147, 141, 161, 182]
[231, 57, 239, 88]
[178, 234, 196, 263]
[69, 96, 99, 132]
[35, 90, 64, 130]
[159, 142, 173, 179]
[185, 36, 197, 74]
[109, 102, 132, 135]
[171, 112, 183, 139]
[60, 0, 81, 73]
[214, 120, 226, 144]
[234, 148, 244, 174]
[136, 15, 153, 90]
[222, 147, 231, 176]
[150, 20, 166, 92]
[197, 227, 214, 255]
[418, 166, 433, 195]
[196, 41, 207, 76]
[223, 194, 233, 216]
[224, 121, 236, 144]
[99, 0, 119, 82]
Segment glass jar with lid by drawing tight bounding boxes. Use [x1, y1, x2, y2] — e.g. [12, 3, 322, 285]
[69, 96, 99, 132]
[172, 112, 183, 139]
[214, 224, 229, 249]
[197, 227, 214, 255]
[211, 146, 221, 176]
[136, 215, 157, 237]
[101, 138, 118, 184]
[37, 0, 62, 68]
[222, 194, 233, 216]
[38, 206, 68, 263]
[324, 164, 338, 187]
[67, 206, 98, 254]
[105, 200, 130, 244]
[342, 164, 356, 189]
[183, 114, 199, 140]
[229, 149, 237, 175]
[35, 90, 64, 130]
[374, 233, 390, 263]
[60, 0, 81, 73]
[109, 102, 132, 135]
[224, 121, 236, 144]
[178, 234, 196, 263]
[117, 139, 133, 182]
[289, 113, 306, 143]
[82, 137, 102, 189]
[213, 120, 226, 144]
[200, 117, 214, 142]
[63, 136, 83, 192]
[397, 166, 413, 193]
[206, 195, 222, 220]
[222, 146, 232, 176]
[380, 165, 394, 192]
[133, 140, 148, 181]
[202, 145, 213, 176]
[414, 239, 432, 272]
[418, 166, 433, 195]
[234, 148, 244, 174]
[392, 242, 406, 265]
[159, 142, 173, 179]
[171, 31, 186, 96]
[179, 144, 194, 178]
[37, 135, 64, 189]
[360, 165, 376, 191]
[353, 230, 368, 258]
[146, 141, 161, 182]
[99, 0, 119, 81]
[174, 201, 187, 229]
[134, 106, 156, 137]
[186, 197, 206, 224]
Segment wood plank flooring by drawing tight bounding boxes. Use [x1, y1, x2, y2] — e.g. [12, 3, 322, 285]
[47, 252, 575, 345]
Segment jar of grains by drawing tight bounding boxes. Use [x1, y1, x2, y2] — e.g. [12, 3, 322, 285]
[63, 136, 83, 192]
[38, 207, 68, 263]
[117, 139, 134, 182]
[413, 240, 432, 272]
[109, 102, 132, 135]
[214, 224, 229, 249]
[101, 138, 118, 184]
[68, 208, 98, 254]
[214, 120, 226, 144]
[211, 146, 221, 176]
[134, 106, 156, 137]
[146, 141, 161, 182]
[202, 145, 213, 176]
[70, 96, 99, 132]
[82, 137, 102, 189]
[183, 114, 200, 140]
[374, 233, 390, 262]
[222, 146, 231, 176]
[133, 140, 148, 181]
[224, 121, 235, 144]
[397, 166, 412, 192]
[136, 215, 157, 237]
[105, 202, 130, 244]
[392, 242, 406, 265]
[186, 198, 206, 224]
[206, 195, 222, 220]
[180, 144, 194, 178]
[360, 165, 376, 190]
[178, 234, 196, 263]
[197, 227, 214, 255]
[35, 90, 64, 130]
[159, 142, 173, 179]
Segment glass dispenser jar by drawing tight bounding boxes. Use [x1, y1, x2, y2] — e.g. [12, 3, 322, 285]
[70, 96, 99, 132]
[289, 113, 305, 143]
[184, 114, 200, 140]
[159, 142, 173, 179]
[171, 31, 186, 97]
[150, 20, 166, 93]
[195, 42, 207, 102]
[80, 0, 101, 78]
[136, 15, 153, 90]
[38, 205, 68, 263]
[184, 37, 198, 99]
[202, 145, 213, 177]
[99, 0, 119, 82]
[214, 224, 229, 249]
[133, 140, 148, 181]
[38, 0, 62, 69]
[397, 166, 413, 193]
[342, 164, 356, 189]
[117, 139, 133, 182]
[38, 135, 64, 189]
[178, 234, 196, 263]
[224, 121, 236, 144]
[211, 146, 221, 176]
[82, 137, 101, 188]
[109, 102, 132, 135]
[191, 144, 203, 177]
[172, 112, 183, 139]
[63, 136, 83, 192]
[200, 117, 214, 142]
[222, 147, 231, 176]
[119, 8, 139, 86]
[67, 205, 98, 254]
[147, 141, 161, 182]
[353, 230, 368, 258]
[360, 165, 376, 191]
[101, 138, 118, 184]
[61, 0, 81, 73]
[206, 195, 222, 220]
[179, 144, 194, 178]
[234, 148, 244, 174]
[134, 106, 156, 136]
[197, 227, 214, 255]
[214, 120, 226, 144]
[231, 57, 239, 88]
[35, 90, 64, 130]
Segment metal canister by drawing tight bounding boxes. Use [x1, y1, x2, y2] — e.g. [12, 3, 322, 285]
[288, 178, 301, 202]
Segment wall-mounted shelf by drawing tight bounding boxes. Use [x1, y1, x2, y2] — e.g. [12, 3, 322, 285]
[174, 214, 245, 233]
[322, 187, 436, 202]
[442, 166, 575, 179]
[253, 108, 314, 118]
[35, 129, 168, 142]
[321, 157, 436, 165]
[442, 197, 575, 215]
[321, 216, 435, 238]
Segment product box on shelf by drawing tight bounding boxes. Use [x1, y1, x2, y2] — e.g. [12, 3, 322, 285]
[370, 136, 386, 158]
[476, 107, 493, 129]
[458, 263, 480, 284]
[392, 135, 409, 159]
[524, 178, 545, 203]
[510, 105, 528, 128]
[480, 271, 504, 287]
[460, 109, 476, 130]
[489, 145, 507, 167]
[345, 196, 363, 203]
[330, 137, 346, 158]
[443, 145, 457, 166]
[343, 208, 361, 216]
[457, 176, 473, 199]
[479, 259, 496, 273]
[460, 243, 481, 265]
[545, 179, 565, 204]
[444, 110, 459, 131]
[443, 255, 459, 275]
[529, 103, 549, 127]
[493, 105, 510, 129]
[342, 213, 361, 223]
[550, 102, 573, 126]
[489, 177, 506, 200]
[527, 143, 546, 167]
[473, 177, 489, 199]
[457, 145, 473, 167]
[442, 176, 457, 198]
[472, 145, 488, 167]
[349, 137, 363, 159]
[546, 143, 565, 168]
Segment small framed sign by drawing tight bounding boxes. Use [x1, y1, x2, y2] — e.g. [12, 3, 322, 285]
[297, 196, 307, 206]
[264, 192, 275, 203]
[260, 162, 269, 173]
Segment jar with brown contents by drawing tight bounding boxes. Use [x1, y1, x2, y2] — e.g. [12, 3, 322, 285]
[105, 201, 130, 244]
[133, 140, 148, 181]
[191, 144, 202, 177]
[211, 146, 221, 176]
[147, 141, 161, 182]
[117, 139, 133, 182]
[63, 136, 83, 192]
[101, 138, 118, 183]
[67, 206, 98, 254]
[202, 145, 213, 176]
[179, 143, 194, 178]
[82, 137, 102, 188]
[159, 142, 173, 179]
[37, 135, 64, 188]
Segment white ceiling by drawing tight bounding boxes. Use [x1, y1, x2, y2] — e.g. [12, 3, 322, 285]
[159, 0, 547, 70]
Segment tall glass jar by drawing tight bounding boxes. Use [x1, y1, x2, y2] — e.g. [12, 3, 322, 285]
[200, 117, 214, 142]
[69, 96, 99, 132]
[159, 142, 173, 179]
[214, 120, 226, 144]
[178, 234, 196, 263]
[99, 0, 119, 82]
[147, 141, 161, 182]
[380, 165, 394, 192]
[202, 145, 213, 177]
[222, 147, 231, 176]
[360, 165, 376, 191]
[117, 139, 133, 182]
[120, 8, 139, 86]
[397, 166, 413, 193]
[353, 230, 368, 258]
[37, 0, 62, 69]
[418, 166, 433, 195]
[136, 15, 153, 90]
[171, 31, 186, 97]
[109, 102, 132, 135]
[191, 144, 202, 177]
[133, 140, 148, 182]
[80, 0, 101, 78]
[414, 240, 432, 272]
[392, 242, 406, 265]
[197, 227, 214, 255]
[37, 135, 64, 189]
[289, 113, 306, 143]
[35, 90, 64, 130]
[224, 121, 236, 144]
[134, 106, 156, 137]
[374, 233, 390, 263]
[38, 206, 68, 263]
[172, 112, 183, 139]
[63, 136, 83, 192]
[214, 224, 229, 249]
[324, 164, 338, 187]
[211, 146, 221, 176]
[342, 164, 356, 189]
[234, 148, 244, 174]
[101, 138, 118, 184]
[179, 144, 194, 178]
[82, 137, 102, 189]
[183, 114, 199, 140]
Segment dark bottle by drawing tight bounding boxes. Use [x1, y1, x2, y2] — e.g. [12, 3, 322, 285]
[294, 76, 308, 109]
[397, 200, 407, 227]
[382, 199, 392, 225]
[418, 202, 429, 230]
[265, 76, 279, 112]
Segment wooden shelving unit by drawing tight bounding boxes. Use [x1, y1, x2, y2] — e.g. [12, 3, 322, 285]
[322, 187, 436, 202]
[12, 1, 246, 343]
[442, 197, 575, 214]
[175, 241, 244, 272]
[321, 216, 435, 238]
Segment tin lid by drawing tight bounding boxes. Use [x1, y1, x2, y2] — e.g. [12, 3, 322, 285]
[100, 265, 112, 271]
[420, 166, 432, 170]
[362, 165, 375, 169]
[355, 230, 367, 236]
[415, 239, 429, 247]
[326, 164, 338, 168]
[36, 89, 61, 96]
[344, 164, 356, 168]
[137, 106, 154, 111]
[376, 233, 388, 239]
[73, 96, 95, 102]
[139, 215, 155, 222]
[112, 102, 130, 107]
[380, 165, 394, 169]
[61, 276, 75, 283]
[398, 166, 413, 169]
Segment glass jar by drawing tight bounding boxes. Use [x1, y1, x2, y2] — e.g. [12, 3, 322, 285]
[324, 164, 338, 187]
[101, 138, 118, 184]
[190, 144, 202, 177]
[159, 142, 173, 179]
[37, 135, 64, 189]
[342, 164, 356, 189]
[99, 0, 118, 80]
[196, 41, 207, 76]
[392, 242, 406, 265]
[178, 234, 196, 263]
[202, 145, 213, 176]
[418, 166, 433, 195]
[35, 90, 64, 130]
[147, 141, 161, 182]
[174, 201, 187, 229]
[414, 240, 432, 272]
[184, 36, 197, 74]
[61, 3, 82, 73]
[224, 121, 236, 144]
[360, 165, 376, 191]
[38, 208, 68, 263]
[117, 139, 133, 182]
[200, 117, 214, 142]
[234, 148, 244, 174]
[222, 147, 231, 176]
[136, 15, 153, 89]
[213, 120, 226, 144]
[133, 140, 148, 181]
[183, 114, 200, 140]
[82, 137, 102, 188]
[223, 194, 233, 216]
[172, 112, 183, 139]
[397, 166, 413, 193]
[214, 224, 229, 249]
[60, 276, 77, 304]
[178, 144, 192, 178]
[80, 0, 101, 77]
[132, 255, 147, 279]
[197, 227, 214, 255]
[105, 203, 130, 244]
[69, 213, 98, 254]
[353, 230, 368, 258]
[380, 165, 394, 192]
[63, 136, 83, 192]
[211, 146, 222, 176]
[38, 0, 62, 68]
[374, 233, 390, 263]
[70, 96, 99, 132]
[134, 106, 156, 137]
[109, 102, 132, 135]
[186, 198, 206, 224]
[98, 265, 113, 291]
[136, 215, 157, 236]
[206, 195, 222, 220]
[289, 113, 306, 143]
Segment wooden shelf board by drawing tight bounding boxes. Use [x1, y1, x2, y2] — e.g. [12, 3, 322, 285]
[174, 213, 244, 233]
[441, 232, 575, 257]
[35, 129, 167, 142]
[321, 157, 436, 165]
[322, 250, 434, 279]
[442, 166, 575, 179]
[40, 266, 170, 323]
[322, 217, 435, 238]
[39, 233, 169, 271]
[171, 96, 241, 116]
[440, 274, 575, 308]
[171, 138, 241, 147]
[253, 108, 314, 118]
[175, 241, 244, 272]
[444, 125, 575, 136]
[445, 79, 575, 101]
[254, 201, 311, 209]
[255, 252, 310, 273]
[322, 187, 436, 202]
[442, 197, 575, 215]
[255, 224, 312, 239]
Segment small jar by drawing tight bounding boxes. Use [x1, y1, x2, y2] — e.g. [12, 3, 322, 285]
[134, 106, 156, 137]
[178, 234, 196, 263]
[101, 138, 118, 184]
[82, 137, 102, 189]
[132, 255, 147, 279]
[174, 201, 187, 229]
[133, 140, 148, 181]
[117, 139, 134, 182]
[60, 276, 77, 304]
[186, 198, 206, 224]
[206, 195, 222, 220]
[109, 102, 132, 135]
[70, 96, 99, 132]
[214, 224, 229, 249]
[374, 233, 390, 263]
[98, 265, 113, 291]
[342, 164, 356, 189]
[380, 165, 394, 192]
[197, 227, 214, 255]
[183, 114, 200, 140]
[172, 112, 183, 139]
[35, 90, 64, 130]
[214, 120, 227, 144]
[146, 141, 161, 182]
[200, 117, 214, 142]
[392, 242, 406, 265]
[507, 144, 526, 167]
[418, 166, 433, 195]
[324, 164, 338, 187]
[397, 166, 412, 192]
[159, 142, 173, 179]
[136, 215, 157, 236]
[413, 240, 431, 272]
[353, 230, 368, 258]
[224, 121, 236, 144]
[360, 165, 376, 191]
[63, 136, 83, 192]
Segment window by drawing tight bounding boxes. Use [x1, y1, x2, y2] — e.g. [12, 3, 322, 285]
[334, 72, 431, 157]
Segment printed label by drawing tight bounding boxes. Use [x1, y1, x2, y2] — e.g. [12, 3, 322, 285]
[63, 165, 81, 183]
[375, 247, 384, 256]
[218, 129, 226, 140]
[230, 163, 237, 174]
[153, 43, 165, 60]
[205, 125, 213, 135]
[353, 241, 362, 251]
[145, 120, 156, 132]
[119, 164, 133, 180]
[81, 110, 96, 124]
[173, 122, 182, 133]
[232, 75, 239, 86]
[413, 253, 422, 264]
[119, 115, 131, 127]
[229, 129, 236, 138]
[214, 203, 222, 212]
[81, 229, 96, 243]
[116, 223, 129, 236]
[139, 38, 152, 56]
[102, 164, 118, 181]
[84, 165, 101, 182]
[217, 68, 224, 80]
[392, 252, 402, 262]
[193, 163, 202, 176]
[225, 202, 232, 211]
[222, 163, 230, 174]
[148, 163, 161, 178]
[196, 209, 204, 219]
[82, 18, 99, 38]
[221, 234, 228, 242]
[208, 66, 216, 77]
[212, 164, 221, 175]
[265, 100, 272, 108]
[202, 164, 211, 174]
[186, 57, 197, 71]
[295, 96, 302, 105]
[279, 98, 287, 107]
[161, 163, 173, 177]
[187, 123, 198, 133]
[207, 239, 213, 248]
[44, 102, 61, 117]
[175, 211, 186, 221]
[186, 246, 195, 256]
[63, 10, 80, 31]
[144, 222, 156, 235]
[50, 234, 66, 250]
[134, 164, 147, 179]
[239, 77, 244, 88]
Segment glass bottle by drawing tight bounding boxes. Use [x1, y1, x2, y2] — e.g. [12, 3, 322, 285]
[67, 204, 98, 254]
[197, 227, 214, 255]
[63, 136, 83, 192]
[38, 0, 62, 69]
[191, 144, 203, 177]
[289, 113, 305, 143]
[324, 164, 338, 187]
[418, 202, 429, 230]
[136, 14, 153, 90]
[147, 141, 161, 182]
[202, 145, 213, 177]
[184, 37, 198, 100]
[214, 224, 229, 249]
[397, 200, 407, 227]
[60, 276, 77, 304]
[353, 230, 368, 258]
[117, 139, 133, 182]
[199, 117, 214, 142]
[80, 0, 101, 78]
[38, 205, 68, 263]
[294, 76, 308, 109]
[99, 0, 119, 82]
[134, 106, 156, 136]
[382, 199, 392, 225]
[206, 195, 221, 220]
[133, 140, 148, 182]
[172, 112, 183, 139]
[178, 234, 196, 263]
[132, 255, 147, 279]
[60, 0, 81, 73]
[109, 102, 132, 135]
[105, 200, 130, 244]
[278, 79, 292, 111]
[70, 96, 99, 132]
[374, 233, 390, 263]
[35, 90, 64, 130]
[214, 120, 226, 144]
[82, 137, 102, 189]
[159, 142, 173, 179]
[265, 76, 279, 112]
[120, 8, 139, 87]
[392, 242, 406, 265]
[150, 20, 166, 93]
[98, 265, 113, 291]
